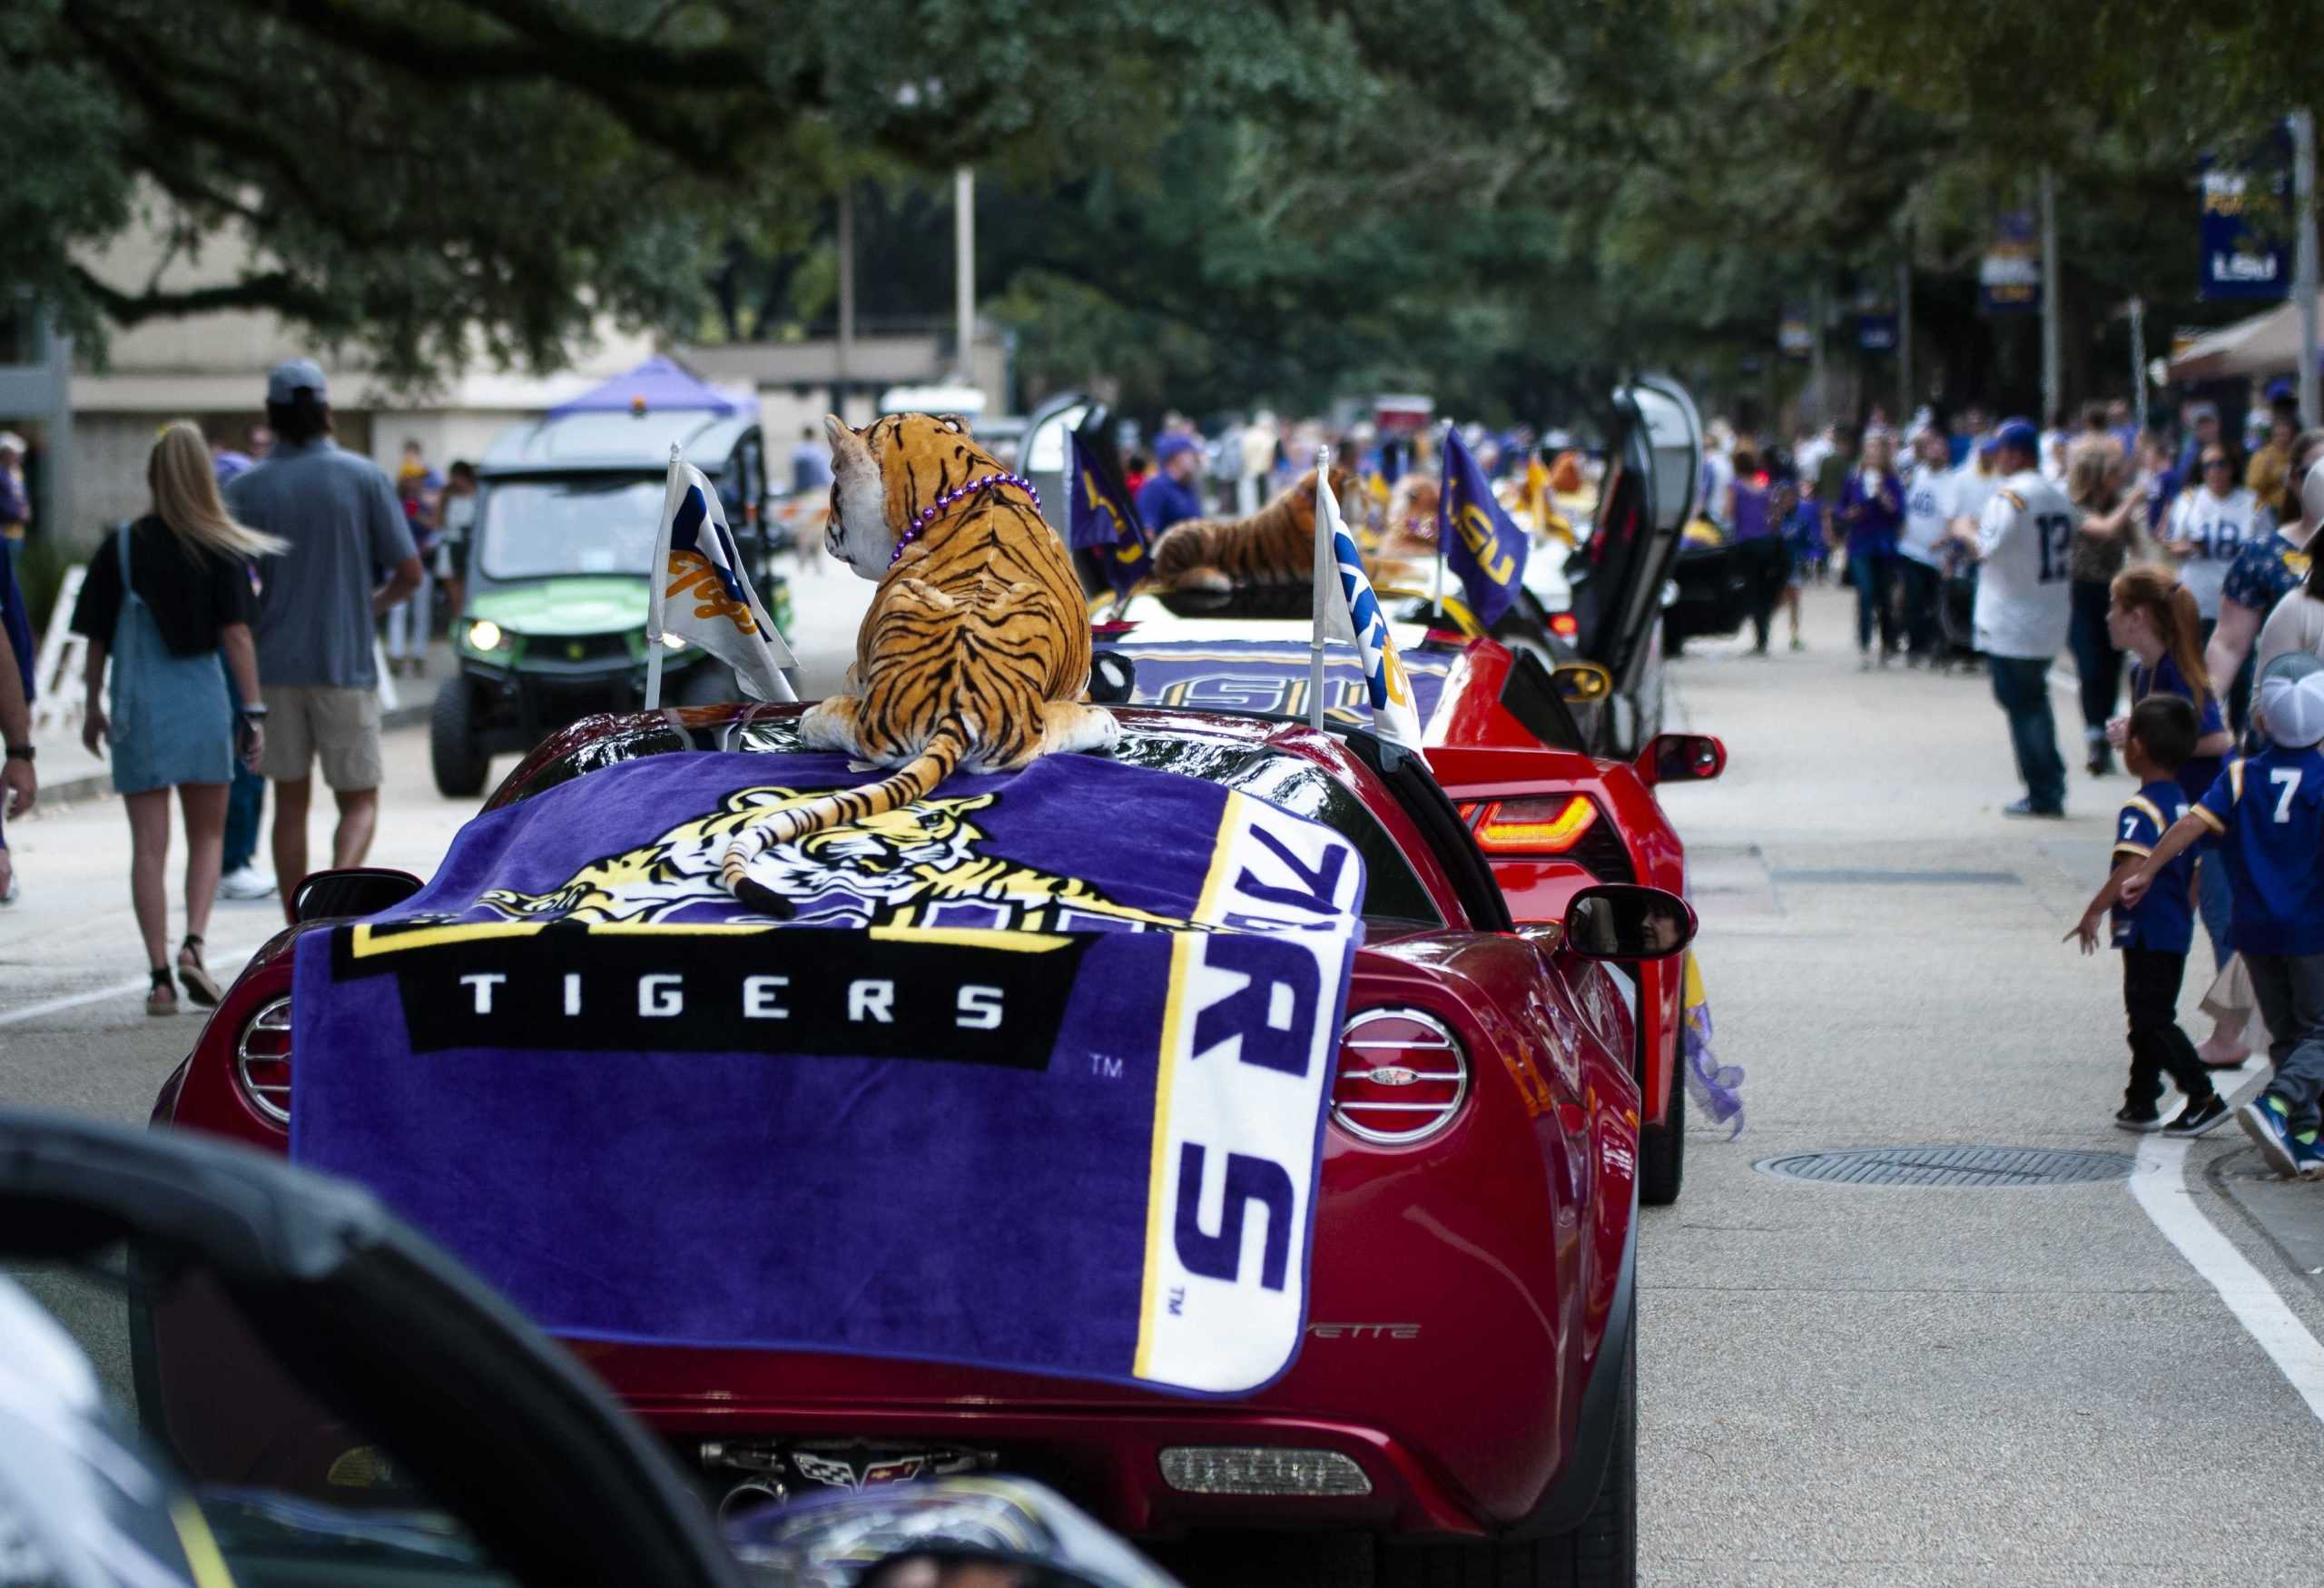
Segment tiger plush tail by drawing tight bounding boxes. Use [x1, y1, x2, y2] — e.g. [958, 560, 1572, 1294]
[718, 729, 966, 917]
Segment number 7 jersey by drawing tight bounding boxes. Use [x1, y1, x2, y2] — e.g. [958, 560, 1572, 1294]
[2192, 746, 2324, 955]
[1972, 469, 2077, 660]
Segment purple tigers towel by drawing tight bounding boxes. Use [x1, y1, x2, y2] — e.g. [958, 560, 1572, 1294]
[290, 750, 1366, 1396]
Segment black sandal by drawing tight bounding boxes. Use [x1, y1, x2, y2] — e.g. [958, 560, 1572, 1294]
[176, 934, 222, 1008]
[146, 967, 178, 1017]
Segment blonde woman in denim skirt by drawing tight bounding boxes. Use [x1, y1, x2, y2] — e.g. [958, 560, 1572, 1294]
[70, 423, 284, 1013]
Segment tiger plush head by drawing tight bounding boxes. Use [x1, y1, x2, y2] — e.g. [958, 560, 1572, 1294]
[822, 411, 1005, 581]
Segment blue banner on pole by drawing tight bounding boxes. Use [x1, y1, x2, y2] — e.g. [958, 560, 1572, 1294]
[1978, 212, 2041, 316]
[2200, 134, 2293, 301]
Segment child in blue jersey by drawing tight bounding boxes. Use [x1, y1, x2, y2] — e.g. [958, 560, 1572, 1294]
[2067, 696, 2230, 1135]
[2121, 653, 2324, 1178]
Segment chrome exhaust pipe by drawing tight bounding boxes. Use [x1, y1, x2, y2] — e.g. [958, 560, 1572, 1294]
[717, 1475, 787, 1522]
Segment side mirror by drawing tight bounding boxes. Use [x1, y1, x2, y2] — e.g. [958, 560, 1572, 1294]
[1560, 883, 1696, 961]
[290, 867, 425, 924]
[1635, 732, 1724, 787]
[1550, 660, 1612, 705]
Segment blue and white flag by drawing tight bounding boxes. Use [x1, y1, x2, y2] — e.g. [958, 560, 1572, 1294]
[1315, 454, 1424, 748]
[1068, 432, 1152, 598]
[651, 452, 795, 701]
[287, 750, 1367, 1397]
[1439, 427, 1529, 628]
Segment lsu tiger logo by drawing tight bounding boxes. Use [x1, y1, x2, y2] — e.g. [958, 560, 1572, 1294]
[458, 784, 1181, 933]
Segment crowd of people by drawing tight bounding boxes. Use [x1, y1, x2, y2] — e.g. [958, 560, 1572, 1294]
[1696, 388, 2324, 1177]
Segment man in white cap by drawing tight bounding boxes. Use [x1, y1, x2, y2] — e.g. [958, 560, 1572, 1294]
[223, 360, 421, 906]
[2121, 650, 2324, 1178]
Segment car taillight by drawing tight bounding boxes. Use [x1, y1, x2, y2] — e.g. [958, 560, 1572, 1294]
[1332, 1008, 1467, 1145]
[236, 995, 292, 1126]
[1466, 794, 1599, 854]
[1548, 611, 1580, 639]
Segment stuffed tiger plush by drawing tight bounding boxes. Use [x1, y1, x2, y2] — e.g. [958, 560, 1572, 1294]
[1148, 468, 1365, 593]
[717, 412, 1115, 915]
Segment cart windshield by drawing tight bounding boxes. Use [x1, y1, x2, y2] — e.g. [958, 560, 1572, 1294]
[478, 475, 665, 581]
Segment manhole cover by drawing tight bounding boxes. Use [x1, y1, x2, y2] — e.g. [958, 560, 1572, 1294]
[1754, 1146, 2135, 1188]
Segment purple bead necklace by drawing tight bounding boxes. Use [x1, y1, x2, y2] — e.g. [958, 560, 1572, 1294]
[889, 472, 1041, 567]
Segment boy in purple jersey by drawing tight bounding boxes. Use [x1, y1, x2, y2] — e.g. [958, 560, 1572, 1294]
[2122, 653, 2324, 1177]
[2067, 696, 2229, 1135]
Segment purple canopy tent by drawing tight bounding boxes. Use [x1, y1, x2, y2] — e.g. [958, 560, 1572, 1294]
[547, 355, 740, 419]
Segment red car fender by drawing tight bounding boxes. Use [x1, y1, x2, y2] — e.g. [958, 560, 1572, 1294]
[1422, 746, 1686, 1131]
[1498, 932, 1640, 1537]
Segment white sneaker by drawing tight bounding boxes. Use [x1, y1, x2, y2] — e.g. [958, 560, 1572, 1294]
[219, 865, 277, 902]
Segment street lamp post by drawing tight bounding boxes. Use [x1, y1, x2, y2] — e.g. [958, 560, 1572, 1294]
[836, 182, 855, 419]
[1897, 226, 1914, 425]
[2129, 296, 2148, 436]
[2040, 166, 2061, 426]
[1810, 278, 1828, 425]
[954, 166, 975, 384]
[2293, 109, 2319, 426]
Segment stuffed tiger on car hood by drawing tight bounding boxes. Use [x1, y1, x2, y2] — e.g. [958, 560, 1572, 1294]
[717, 413, 1117, 915]
[1149, 467, 1397, 593]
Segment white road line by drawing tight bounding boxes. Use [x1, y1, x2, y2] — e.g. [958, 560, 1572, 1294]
[2132, 1133, 2324, 1424]
[0, 942, 263, 1031]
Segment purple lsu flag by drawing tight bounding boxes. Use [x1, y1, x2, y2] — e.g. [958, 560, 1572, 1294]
[1068, 431, 1152, 598]
[1439, 428, 1530, 629]
[289, 750, 1365, 1396]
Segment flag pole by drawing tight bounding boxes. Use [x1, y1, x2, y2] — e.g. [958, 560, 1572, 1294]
[1432, 421, 1450, 621]
[1309, 442, 1331, 731]
[645, 444, 683, 710]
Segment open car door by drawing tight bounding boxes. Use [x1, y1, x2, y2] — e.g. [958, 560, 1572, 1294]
[1566, 377, 1703, 756]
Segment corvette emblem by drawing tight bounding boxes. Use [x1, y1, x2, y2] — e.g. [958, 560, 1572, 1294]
[790, 1450, 930, 1491]
[1362, 1066, 1419, 1086]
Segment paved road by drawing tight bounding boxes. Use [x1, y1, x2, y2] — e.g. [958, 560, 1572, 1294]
[1643, 591, 2324, 1585]
[4, 582, 2320, 1584]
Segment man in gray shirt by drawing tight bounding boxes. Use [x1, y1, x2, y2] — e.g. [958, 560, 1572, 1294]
[224, 360, 421, 904]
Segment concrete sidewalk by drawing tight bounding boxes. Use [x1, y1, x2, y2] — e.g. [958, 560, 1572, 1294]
[30, 637, 452, 808]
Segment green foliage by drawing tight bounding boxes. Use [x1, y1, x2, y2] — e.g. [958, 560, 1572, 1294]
[4, 0, 2314, 415]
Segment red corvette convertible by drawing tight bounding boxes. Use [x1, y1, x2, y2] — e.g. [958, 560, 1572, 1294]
[149, 702, 1692, 1586]
[1100, 599, 1725, 1205]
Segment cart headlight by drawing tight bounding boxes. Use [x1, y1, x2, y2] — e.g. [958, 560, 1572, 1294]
[468, 619, 505, 652]
[660, 631, 688, 650]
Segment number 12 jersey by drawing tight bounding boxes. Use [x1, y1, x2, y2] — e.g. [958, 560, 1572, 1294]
[1973, 469, 2076, 660]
